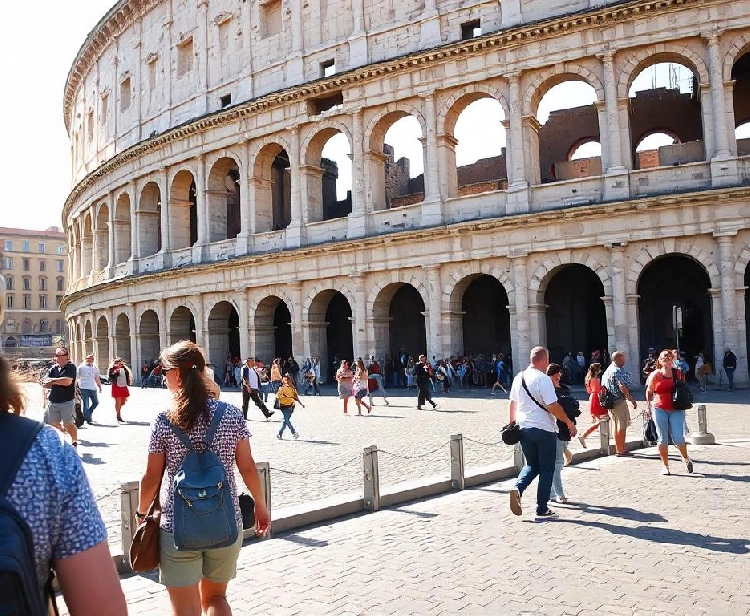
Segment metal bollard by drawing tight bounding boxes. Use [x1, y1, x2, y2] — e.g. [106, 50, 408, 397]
[599, 415, 611, 455]
[120, 480, 140, 558]
[689, 404, 716, 445]
[256, 461, 272, 539]
[513, 442, 525, 472]
[363, 445, 381, 512]
[450, 434, 465, 490]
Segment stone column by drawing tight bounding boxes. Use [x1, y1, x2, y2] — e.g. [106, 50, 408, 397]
[705, 32, 731, 159]
[194, 294, 206, 350]
[127, 181, 139, 272]
[287, 128, 303, 248]
[507, 73, 527, 188]
[350, 273, 368, 359]
[106, 192, 115, 273]
[245, 288, 256, 358]
[511, 254, 531, 370]
[197, 0, 209, 111]
[609, 244, 630, 359]
[735, 285, 748, 386]
[625, 294, 640, 378]
[348, 109, 367, 238]
[157, 169, 170, 256]
[237, 289, 250, 359]
[287, 0, 304, 82]
[424, 264, 442, 360]
[348, 0, 368, 66]
[601, 295, 615, 357]
[527, 304, 547, 351]
[421, 93, 443, 226]
[156, 300, 167, 352]
[288, 283, 304, 359]
[126, 304, 139, 371]
[236, 141, 252, 254]
[716, 233, 738, 355]
[193, 155, 208, 262]
[437, 133, 458, 200]
[709, 287, 724, 371]
[599, 52, 625, 171]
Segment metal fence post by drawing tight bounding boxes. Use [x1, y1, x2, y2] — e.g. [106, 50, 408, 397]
[363, 445, 380, 512]
[450, 434, 465, 490]
[513, 442, 525, 472]
[120, 480, 140, 558]
[689, 404, 716, 445]
[256, 461, 272, 539]
[599, 415, 611, 455]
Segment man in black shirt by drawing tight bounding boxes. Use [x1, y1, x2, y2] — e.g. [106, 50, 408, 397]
[241, 357, 274, 420]
[415, 354, 438, 410]
[43, 347, 78, 447]
[723, 347, 738, 391]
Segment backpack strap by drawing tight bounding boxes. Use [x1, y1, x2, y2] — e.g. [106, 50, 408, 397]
[205, 402, 225, 447]
[0, 413, 43, 497]
[521, 377, 549, 413]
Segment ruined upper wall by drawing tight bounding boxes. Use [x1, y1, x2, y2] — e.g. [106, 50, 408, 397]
[64, 0, 630, 185]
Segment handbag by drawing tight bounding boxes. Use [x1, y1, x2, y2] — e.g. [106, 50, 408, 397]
[672, 372, 693, 410]
[501, 421, 521, 445]
[273, 398, 281, 410]
[598, 386, 616, 410]
[129, 487, 161, 572]
[644, 418, 658, 445]
[239, 493, 256, 530]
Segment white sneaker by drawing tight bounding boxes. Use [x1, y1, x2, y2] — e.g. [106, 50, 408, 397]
[661, 466, 670, 476]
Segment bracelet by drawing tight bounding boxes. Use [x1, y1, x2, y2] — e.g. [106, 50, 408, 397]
[135, 511, 146, 520]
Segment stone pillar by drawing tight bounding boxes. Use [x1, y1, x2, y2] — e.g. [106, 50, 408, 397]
[287, 0, 304, 82]
[709, 287, 724, 372]
[193, 155, 208, 262]
[194, 294, 206, 350]
[419, 0, 441, 47]
[437, 133, 458, 200]
[609, 244, 630, 359]
[236, 142, 252, 255]
[127, 182, 139, 271]
[716, 233, 738, 356]
[523, 115, 542, 186]
[705, 32, 731, 159]
[197, 0, 209, 111]
[287, 128, 303, 248]
[421, 93, 443, 226]
[507, 305, 518, 371]
[735, 285, 748, 386]
[156, 169, 170, 257]
[156, 300, 167, 352]
[348, 109, 367, 238]
[288, 282, 304, 359]
[93, 229, 107, 273]
[126, 304, 139, 371]
[507, 72, 527, 189]
[245, 288, 255, 358]
[601, 295, 615, 358]
[599, 52, 625, 172]
[527, 304, 547, 351]
[625, 294, 640, 378]
[511, 254, 530, 370]
[424, 264, 442, 360]
[236, 290, 250, 359]
[106, 192, 115, 273]
[350, 274, 368, 359]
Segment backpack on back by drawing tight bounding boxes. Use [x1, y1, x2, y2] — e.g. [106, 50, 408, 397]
[169, 402, 238, 551]
[0, 413, 51, 616]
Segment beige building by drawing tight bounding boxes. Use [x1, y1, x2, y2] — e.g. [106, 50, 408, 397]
[0, 227, 67, 356]
[62, 0, 750, 384]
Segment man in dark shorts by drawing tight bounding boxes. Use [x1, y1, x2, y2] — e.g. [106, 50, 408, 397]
[43, 346, 78, 448]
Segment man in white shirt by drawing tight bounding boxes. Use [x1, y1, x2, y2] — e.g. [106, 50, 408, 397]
[241, 357, 274, 420]
[508, 346, 577, 520]
[77, 354, 103, 425]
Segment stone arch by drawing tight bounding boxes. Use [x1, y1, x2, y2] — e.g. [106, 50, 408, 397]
[523, 64, 604, 117]
[96, 315, 110, 367]
[724, 32, 750, 81]
[114, 311, 132, 365]
[94, 202, 109, 271]
[113, 192, 132, 264]
[138, 308, 161, 365]
[300, 120, 353, 165]
[169, 305, 197, 344]
[81, 212, 94, 278]
[734, 244, 750, 288]
[252, 294, 294, 362]
[251, 139, 293, 232]
[206, 299, 241, 372]
[626, 240, 721, 295]
[443, 262, 514, 309]
[529, 253, 612, 304]
[248, 134, 293, 163]
[137, 181, 162, 257]
[367, 271, 428, 315]
[437, 83, 510, 136]
[303, 282, 356, 322]
[204, 148, 246, 179]
[305, 287, 355, 378]
[617, 44, 710, 99]
[365, 103, 427, 153]
[83, 318, 94, 356]
[206, 156, 242, 242]
[168, 168, 198, 250]
[369, 277, 428, 364]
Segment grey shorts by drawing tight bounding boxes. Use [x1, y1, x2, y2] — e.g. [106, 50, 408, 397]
[159, 530, 243, 588]
[47, 400, 76, 425]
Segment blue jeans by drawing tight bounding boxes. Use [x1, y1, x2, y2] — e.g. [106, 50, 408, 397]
[80, 388, 99, 422]
[278, 406, 296, 437]
[260, 382, 270, 402]
[726, 368, 735, 390]
[515, 427, 557, 515]
[550, 439, 566, 499]
[653, 407, 686, 445]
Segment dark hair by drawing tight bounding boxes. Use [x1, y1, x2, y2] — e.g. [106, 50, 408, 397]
[159, 340, 211, 432]
[546, 363, 562, 377]
[585, 362, 602, 384]
[0, 354, 25, 415]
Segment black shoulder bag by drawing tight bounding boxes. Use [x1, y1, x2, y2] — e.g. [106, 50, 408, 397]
[672, 370, 693, 410]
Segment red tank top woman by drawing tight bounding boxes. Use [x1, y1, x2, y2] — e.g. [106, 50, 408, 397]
[586, 377, 608, 418]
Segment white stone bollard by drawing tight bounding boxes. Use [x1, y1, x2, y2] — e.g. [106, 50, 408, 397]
[256, 461, 272, 539]
[689, 404, 716, 445]
[599, 415, 611, 455]
[120, 480, 140, 558]
[363, 445, 381, 512]
[450, 434, 465, 490]
[513, 442, 525, 472]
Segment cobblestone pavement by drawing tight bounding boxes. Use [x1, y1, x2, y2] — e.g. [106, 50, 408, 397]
[61, 402, 750, 615]
[24, 381, 747, 558]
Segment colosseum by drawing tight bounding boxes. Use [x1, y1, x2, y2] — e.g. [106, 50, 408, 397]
[62, 0, 750, 385]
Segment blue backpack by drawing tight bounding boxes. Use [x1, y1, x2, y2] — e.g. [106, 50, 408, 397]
[169, 402, 239, 551]
[0, 413, 53, 616]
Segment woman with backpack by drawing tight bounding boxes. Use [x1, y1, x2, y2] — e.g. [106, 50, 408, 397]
[137, 340, 270, 615]
[578, 363, 607, 448]
[108, 357, 132, 423]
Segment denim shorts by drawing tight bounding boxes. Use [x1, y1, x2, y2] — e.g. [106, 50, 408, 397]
[159, 530, 243, 587]
[653, 407, 686, 446]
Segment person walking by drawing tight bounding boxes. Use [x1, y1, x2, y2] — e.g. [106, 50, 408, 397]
[601, 351, 638, 456]
[695, 352, 708, 392]
[77, 353, 102, 425]
[490, 355, 508, 395]
[367, 356, 390, 406]
[336, 359, 354, 414]
[352, 359, 372, 415]
[546, 363, 580, 504]
[309, 357, 321, 395]
[723, 347, 737, 391]
[645, 349, 695, 476]
[578, 363, 607, 448]
[43, 346, 79, 447]
[415, 354, 438, 410]
[509, 347, 577, 520]
[270, 358, 283, 394]
[108, 358, 132, 423]
[241, 358, 274, 420]
[276, 373, 304, 439]
[137, 341, 271, 616]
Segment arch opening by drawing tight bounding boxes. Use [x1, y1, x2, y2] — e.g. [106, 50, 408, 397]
[253, 144, 292, 232]
[170, 306, 197, 345]
[544, 265, 607, 368]
[628, 62, 703, 169]
[138, 183, 162, 257]
[637, 255, 712, 368]
[255, 296, 292, 363]
[383, 116, 425, 209]
[113, 194, 132, 264]
[635, 132, 678, 169]
[96, 316, 109, 368]
[372, 283, 426, 371]
[94, 205, 110, 271]
[206, 158, 241, 242]
[139, 310, 160, 366]
[308, 290, 353, 383]
[732, 52, 750, 156]
[169, 170, 198, 250]
[304, 129, 352, 223]
[207, 301, 240, 373]
[114, 314, 131, 366]
[461, 275, 511, 359]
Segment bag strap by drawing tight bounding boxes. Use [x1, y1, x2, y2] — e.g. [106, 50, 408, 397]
[204, 402, 225, 447]
[521, 377, 548, 412]
[0, 413, 43, 497]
